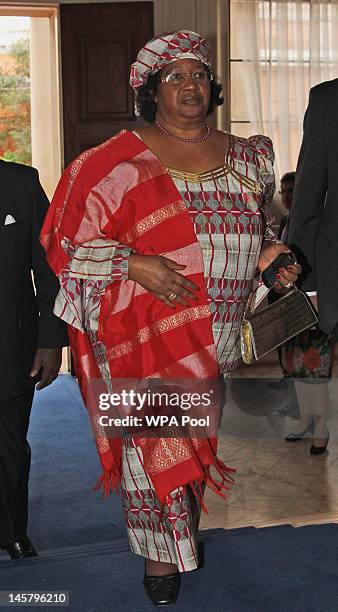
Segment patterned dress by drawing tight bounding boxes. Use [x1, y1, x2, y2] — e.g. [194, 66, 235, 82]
[276, 207, 336, 381]
[121, 133, 276, 571]
[280, 326, 336, 380]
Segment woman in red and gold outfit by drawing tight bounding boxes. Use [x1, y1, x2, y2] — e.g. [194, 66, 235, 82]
[41, 31, 300, 605]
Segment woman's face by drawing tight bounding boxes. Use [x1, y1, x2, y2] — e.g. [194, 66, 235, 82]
[154, 58, 211, 124]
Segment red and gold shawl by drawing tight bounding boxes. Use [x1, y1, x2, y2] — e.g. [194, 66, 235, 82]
[41, 130, 234, 506]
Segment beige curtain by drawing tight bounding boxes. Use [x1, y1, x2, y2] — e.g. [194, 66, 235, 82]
[230, 0, 338, 181]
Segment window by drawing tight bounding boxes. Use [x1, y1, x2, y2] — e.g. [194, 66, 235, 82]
[0, 7, 61, 200]
[0, 17, 30, 164]
[230, 0, 338, 178]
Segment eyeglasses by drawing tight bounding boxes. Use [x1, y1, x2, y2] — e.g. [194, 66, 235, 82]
[159, 70, 213, 86]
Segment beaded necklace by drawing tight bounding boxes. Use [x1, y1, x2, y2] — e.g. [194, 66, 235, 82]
[155, 121, 211, 143]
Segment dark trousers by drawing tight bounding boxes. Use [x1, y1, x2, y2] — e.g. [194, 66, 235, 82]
[0, 389, 34, 545]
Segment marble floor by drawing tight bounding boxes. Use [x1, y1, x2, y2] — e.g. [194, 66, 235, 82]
[200, 351, 338, 531]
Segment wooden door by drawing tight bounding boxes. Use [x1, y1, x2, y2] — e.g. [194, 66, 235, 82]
[60, 2, 153, 166]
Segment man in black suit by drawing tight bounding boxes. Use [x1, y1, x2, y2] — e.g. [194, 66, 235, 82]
[288, 79, 338, 337]
[0, 160, 68, 559]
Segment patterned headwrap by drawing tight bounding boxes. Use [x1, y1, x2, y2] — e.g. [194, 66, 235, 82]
[130, 30, 212, 91]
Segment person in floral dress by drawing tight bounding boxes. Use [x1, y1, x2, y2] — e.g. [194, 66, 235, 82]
[280, 174, 336, 454]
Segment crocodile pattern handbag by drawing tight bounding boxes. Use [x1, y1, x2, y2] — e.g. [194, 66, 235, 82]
[240, 287, 319, 364]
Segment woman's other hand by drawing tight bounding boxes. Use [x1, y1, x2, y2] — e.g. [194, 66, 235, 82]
[258, 242, 302, 291]
[128, 254, 200, 308]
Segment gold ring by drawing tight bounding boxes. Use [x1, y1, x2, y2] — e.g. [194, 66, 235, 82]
[168, 291, 177, 301]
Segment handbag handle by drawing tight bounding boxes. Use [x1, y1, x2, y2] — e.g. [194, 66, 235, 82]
[244, 281, 296, 318]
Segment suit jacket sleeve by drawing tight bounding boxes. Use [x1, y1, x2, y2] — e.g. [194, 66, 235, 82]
[31, 170, 69, 348]
[287, 87, 328, 291]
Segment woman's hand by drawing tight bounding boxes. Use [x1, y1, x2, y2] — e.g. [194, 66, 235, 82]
[258, 242, 302, 291]
[128, 254, 200, 308]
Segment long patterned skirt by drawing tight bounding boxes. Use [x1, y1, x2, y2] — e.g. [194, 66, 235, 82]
[120, 437, 202, 572]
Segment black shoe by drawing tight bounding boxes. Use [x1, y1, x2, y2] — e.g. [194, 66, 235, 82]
[1, 536, 38, 559]
[310, 435, 329, 455]
[285, 421, 314, 442]
[143, 566, 180, 606]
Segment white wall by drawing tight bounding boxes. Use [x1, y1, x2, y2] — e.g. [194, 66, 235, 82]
[30, 15, 61, 198]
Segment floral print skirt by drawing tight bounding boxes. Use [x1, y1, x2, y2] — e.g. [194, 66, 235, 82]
[280, 327, 336, 380]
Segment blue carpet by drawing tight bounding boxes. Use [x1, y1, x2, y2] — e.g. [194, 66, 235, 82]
[26, 375, 127, 550]
[1, 525, 338, 611]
